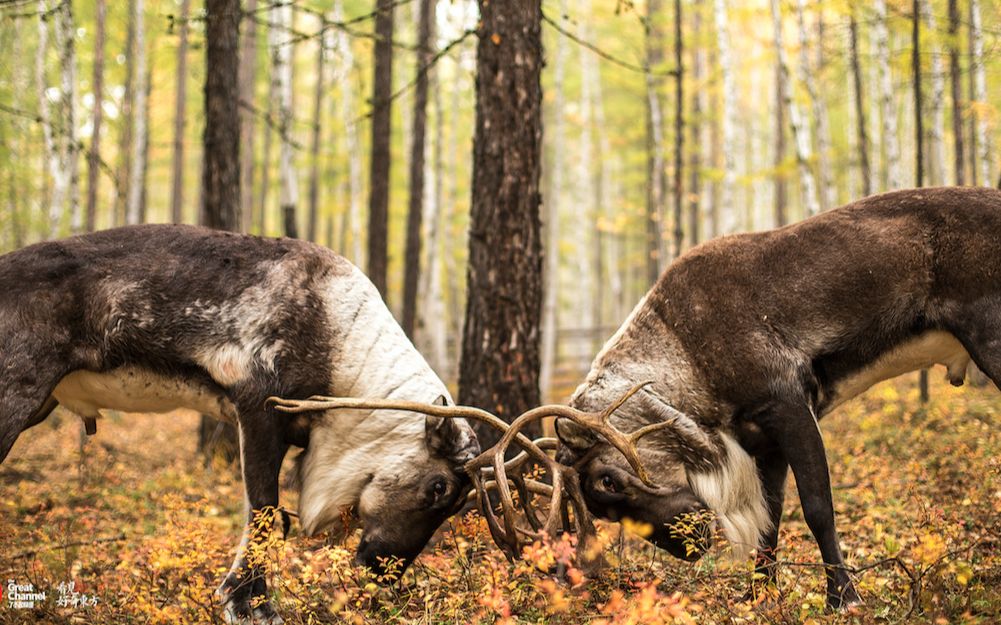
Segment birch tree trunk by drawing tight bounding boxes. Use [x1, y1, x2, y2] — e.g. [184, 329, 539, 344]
[671, 0, 684, 257]
[774, 61, 787, 227]
[796, 0, 834, 210]
[56, 0, 80, 233]
[115, 0, 137, 227]
[925, 1, 947, 187]
[645, 0, 666, 282]
[85, 0, 106, 232]
[539, 0, 567, 401]
[270, 1, 298, 238]
[688, 0, 704, 248]
[333, 1, 363, 264]
[37, 0, 63, 238]
[576, 13, 595, 359]
[874, 0, 902, 191]
[713, 0, 738, 234]
[307, 24, 326, 242]
[367, 0, 395, 295]
[170, 0, 191, 224]
[848, 13, 872, 196]
[969, 0, 991, 186]
[402, 0, 434, 337]
[239, 0, 258, 233]
[771, 0, 819, 217]
[125, 0, 147, 225]
[948, 0, 965, 185]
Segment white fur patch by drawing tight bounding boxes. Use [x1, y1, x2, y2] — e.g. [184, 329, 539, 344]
[687, 433, 771, 559]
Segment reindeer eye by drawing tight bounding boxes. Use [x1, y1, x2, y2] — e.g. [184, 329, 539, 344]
[431, 479, 448, 499]
[600, 475, 617, 493]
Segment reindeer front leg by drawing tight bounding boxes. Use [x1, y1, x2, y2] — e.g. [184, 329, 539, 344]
[217, 410, 288, 625]
[759, 400, 860, 611]
[748, 453, 788, 601]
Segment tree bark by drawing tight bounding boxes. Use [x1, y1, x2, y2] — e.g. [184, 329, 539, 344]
[774, 60, 787, 227]
[37, 0, 61, 238]
[367, 0, 394, 295]
[170, 0, 192, 224]
[671, 0, 684, 258]
[271, 1, 298, 238]
[771, 0, 819, 218]
[55, 0, 80, 234]
[402, 0, 434, 338]
[713, 0, 738, 234]
[257, 36, 274, 234]
[797, 0, 834, 210]
[239, 0, 258, 233]
[688, 0, 704, 248]
[874, 0, 902, 191]
[645, 0, 666, 282]
[913, 0, 929, 403]
[125, 0, 147, 225]
[969, 0, 990, 186]
[848, 13, 872, 196]
[925, 1, 947, 187]
[85, 0, 106, 233]
[948, 0, 965, 185]
[459, 0, 544, 447]
[539, 0, 567, 403]
[199, 0, 242, 462]
[333, 0, 363, 264]
[307, 20, 326, 242]
[115, 0, 137, 227]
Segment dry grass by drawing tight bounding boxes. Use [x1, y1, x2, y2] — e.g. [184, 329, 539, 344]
[1, 373, 999, 624]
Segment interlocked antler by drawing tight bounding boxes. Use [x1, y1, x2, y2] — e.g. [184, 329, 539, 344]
[268, 381, 671, 566]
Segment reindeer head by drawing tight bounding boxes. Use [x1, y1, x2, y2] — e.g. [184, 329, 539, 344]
[272, 396, 479, 576]
[555, 377, 770, 561]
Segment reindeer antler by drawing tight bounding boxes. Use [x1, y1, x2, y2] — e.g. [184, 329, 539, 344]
[267, 382, 668, 567]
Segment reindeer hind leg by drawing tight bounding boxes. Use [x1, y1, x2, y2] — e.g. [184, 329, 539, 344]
[951, 300, 1001, 392]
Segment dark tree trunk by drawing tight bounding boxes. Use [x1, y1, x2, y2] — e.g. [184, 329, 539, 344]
[914, 0, 929, 403]
[459, 0, 544, 448]
[774, 60, 787, 226]
[170, 0, 191, 224]
[114, 0, 137, 227]
[239, 0, 258, 232]
[367, 0, 394, 296]
[688, 0, 702, 249]
[85, 0, 105, 232]
[948, 0, 965, 185]
[402, 0, 434, 338]
[307, 35, 325, 242]
[672, 0, 684, 258]
[645, 0, 665, 285]
[848, 13, 872, 197]
[199, 0, 242, 463]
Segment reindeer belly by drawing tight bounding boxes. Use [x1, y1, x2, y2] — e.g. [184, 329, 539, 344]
[52, 366, 238, 423]
[822, 331, 970, 414]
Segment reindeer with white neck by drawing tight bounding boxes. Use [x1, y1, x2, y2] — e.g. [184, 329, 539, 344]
[0, 224, 478, 624]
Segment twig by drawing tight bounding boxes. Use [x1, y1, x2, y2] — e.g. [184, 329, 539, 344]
[9, 532, 127, 561]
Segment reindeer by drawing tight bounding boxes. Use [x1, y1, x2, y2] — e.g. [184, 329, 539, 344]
[551, 186, 1001, 609]
[0, 224, 479, 624]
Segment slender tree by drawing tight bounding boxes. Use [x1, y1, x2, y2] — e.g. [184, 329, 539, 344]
[713, 0, 738, 234]
[333, 0, 363, 263]
[367, 0, 395, 295]
[925, 0, 947, 187]
[948, 0, 965, 185]
[874, 0, 902, 191]
[37, 0, 59, 237]
[774, 58, 787, 227]
[125, 0, 147, 225]
[645, 0, 666, 282]
[672, 0, 684, 257]
[913, 0, 929, 403]
[85, 0, 106, 233]
[969, 0, 991, 186]
[307, 23, 326, 243]
[688, 0, 704, 248]
[848, 12, 872, 196]
[459, 0, 544, 446]
[271, 1, 298, 238]
[797, 0, 834, 210]
[239, 0, 258, 232]
[170, 0, 192, 224]
[771, 0, 819, 218]
[199, 0, 242, 461]
[56, 0, 80, 234]
[402, 0, 434, 338]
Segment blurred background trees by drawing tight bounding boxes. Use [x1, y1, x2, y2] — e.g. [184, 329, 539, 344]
[1, 0, 999, 409]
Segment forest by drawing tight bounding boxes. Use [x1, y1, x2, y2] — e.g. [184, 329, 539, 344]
[1, 0, 1000, 623]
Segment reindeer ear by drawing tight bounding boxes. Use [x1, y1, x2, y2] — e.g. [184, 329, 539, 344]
[638, 392, 721, 471]
[425, 396, 481, 465]
[554, 417, 599, 455]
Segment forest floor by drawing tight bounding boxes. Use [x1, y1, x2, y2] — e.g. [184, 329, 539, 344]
[1, 373, 999, 624]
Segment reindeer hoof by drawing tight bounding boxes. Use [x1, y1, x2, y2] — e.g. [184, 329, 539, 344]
[217, 575, 284, 625]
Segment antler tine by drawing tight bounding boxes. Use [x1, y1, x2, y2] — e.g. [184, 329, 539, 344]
[598, 380, 654, 424]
